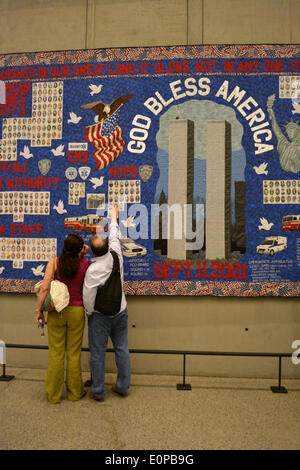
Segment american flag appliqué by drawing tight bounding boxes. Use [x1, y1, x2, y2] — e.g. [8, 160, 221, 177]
[84, 109, 125, 171]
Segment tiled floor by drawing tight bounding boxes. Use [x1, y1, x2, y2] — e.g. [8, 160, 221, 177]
[0, 367, 299, 450]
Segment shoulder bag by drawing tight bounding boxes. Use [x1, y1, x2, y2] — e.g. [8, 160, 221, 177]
[34, 258, 70, 313]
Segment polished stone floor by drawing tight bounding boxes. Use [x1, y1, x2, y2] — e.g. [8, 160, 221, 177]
[0, 367, 299, 450]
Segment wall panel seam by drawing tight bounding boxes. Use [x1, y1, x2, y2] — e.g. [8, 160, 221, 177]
[202, 0, 204, 44]
[85, 0, 88, 49]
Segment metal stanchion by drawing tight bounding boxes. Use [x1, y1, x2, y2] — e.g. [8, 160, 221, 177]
[177, 353, 191, 390]
[270, 356, 288, 394]
[0, 340, 14, 382]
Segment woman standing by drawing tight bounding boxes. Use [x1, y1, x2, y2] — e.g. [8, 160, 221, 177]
[36, 234, 90, 404]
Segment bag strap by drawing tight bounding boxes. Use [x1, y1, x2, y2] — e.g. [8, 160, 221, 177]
[51, 257, 57, 280]
[110, 250, 120, 273]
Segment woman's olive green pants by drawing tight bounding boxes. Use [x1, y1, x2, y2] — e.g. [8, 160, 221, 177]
[45, 306, 85, 404]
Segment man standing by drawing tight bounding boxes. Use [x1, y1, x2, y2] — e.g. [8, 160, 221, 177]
[83, 205, 130, 401]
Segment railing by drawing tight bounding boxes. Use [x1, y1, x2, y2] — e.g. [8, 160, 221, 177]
[0, 343, 293, 394]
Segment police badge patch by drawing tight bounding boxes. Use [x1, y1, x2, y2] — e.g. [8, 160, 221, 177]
[65, 167, 78, 180]
[139, 165, 153, 182]
[38, 159, 51, 175]
[79, 166, 91, 180]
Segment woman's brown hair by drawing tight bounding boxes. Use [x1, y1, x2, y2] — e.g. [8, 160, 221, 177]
[58, 234, 84, 280]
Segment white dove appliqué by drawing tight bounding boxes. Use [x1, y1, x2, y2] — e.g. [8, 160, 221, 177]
[53, 200, 67, 214]
[51, 144, 65, 156]
[68, 112, 82, 124]
[89, 176, 104, 189]
[89, 84, 103, 96]
[121, 216, 136, 228]
[20, 145, 33, 159]
[258, 217, 274, 230]
[31, 265, 45, 276]
[253, 162, 268, 175]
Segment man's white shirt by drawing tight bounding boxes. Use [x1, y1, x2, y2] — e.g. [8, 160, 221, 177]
[83, 222, 127, 315]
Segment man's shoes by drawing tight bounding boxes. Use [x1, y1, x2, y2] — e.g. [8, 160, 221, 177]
[111, 385, 128, 397]
[89, 391, 104, 402]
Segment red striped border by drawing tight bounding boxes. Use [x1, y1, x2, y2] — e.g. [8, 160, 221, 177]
[0, 45, 299, 68]
[1, 279, 299, 296]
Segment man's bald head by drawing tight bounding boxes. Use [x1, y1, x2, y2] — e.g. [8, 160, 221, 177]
[90, 235, 109, 257]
